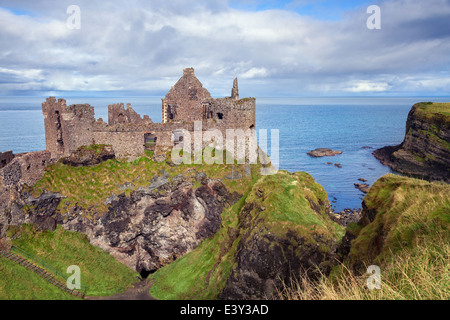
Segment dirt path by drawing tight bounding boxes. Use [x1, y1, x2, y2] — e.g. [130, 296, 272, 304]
[85, 278, 157, 300]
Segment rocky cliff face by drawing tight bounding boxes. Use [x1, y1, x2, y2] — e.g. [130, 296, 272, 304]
[373, 102, 450, 182]
[148, 170, 344, 300]
[219, 172, 342, 300]
[3, 170, 240, 275]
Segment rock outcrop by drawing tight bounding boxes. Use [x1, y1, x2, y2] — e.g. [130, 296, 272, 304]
[373, 102, 450, 182]
[307, 148, 342, 157]
[218, 171, 344, 300]
[5, 170, 241, 275]
[0, 151, 53, 237]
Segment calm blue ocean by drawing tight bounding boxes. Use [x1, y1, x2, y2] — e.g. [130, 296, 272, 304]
[1, 96, 449, 211]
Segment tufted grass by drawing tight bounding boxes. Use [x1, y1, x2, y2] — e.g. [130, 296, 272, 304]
[276, 174, 450, 300]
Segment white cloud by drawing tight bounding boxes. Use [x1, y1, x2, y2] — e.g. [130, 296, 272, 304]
[0, 0, 449, 96]
[345, 81, 391, 93]
[240, 67, 269, 79]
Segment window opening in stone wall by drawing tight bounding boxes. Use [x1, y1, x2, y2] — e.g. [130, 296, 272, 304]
[144, 133, 157, 151]
[168, 104, 177, 121]
[173, 130, 185, 148]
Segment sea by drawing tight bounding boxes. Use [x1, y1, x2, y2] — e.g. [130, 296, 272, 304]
[1, 96, 449, 212]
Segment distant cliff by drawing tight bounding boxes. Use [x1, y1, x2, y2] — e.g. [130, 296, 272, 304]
[373, 102, 450, 182]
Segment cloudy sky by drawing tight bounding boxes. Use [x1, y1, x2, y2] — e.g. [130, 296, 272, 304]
[1, 0, 450, 97]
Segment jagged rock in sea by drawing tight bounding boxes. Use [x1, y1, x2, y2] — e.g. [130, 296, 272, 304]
[373, 102, 450, 182]
[354, 183, 370, 193]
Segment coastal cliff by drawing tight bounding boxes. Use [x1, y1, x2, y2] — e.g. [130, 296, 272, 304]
[1, 146, 345, 299]
[373, 102, 450, 182]
[149, 171, 344, 300]
[278, 173, 450, 300]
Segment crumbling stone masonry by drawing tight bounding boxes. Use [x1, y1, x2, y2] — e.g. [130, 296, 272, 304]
[0, 151, 14, 169]
[42, 68, 256, 161]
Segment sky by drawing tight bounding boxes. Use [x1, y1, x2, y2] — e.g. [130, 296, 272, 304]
[0, 0, 450, 97]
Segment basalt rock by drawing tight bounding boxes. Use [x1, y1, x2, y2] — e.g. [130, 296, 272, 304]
[7, 172, 241, 276]
[373, 102, 450, 182]
[219, 171, 343, 300]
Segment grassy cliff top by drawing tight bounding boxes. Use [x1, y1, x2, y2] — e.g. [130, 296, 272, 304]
[278, 173, 450, 300]
[350, 173, 449, 263]
[414, 102, 450, 121]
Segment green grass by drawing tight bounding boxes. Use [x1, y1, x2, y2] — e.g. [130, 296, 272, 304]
[0, 256, 79, 300]
[1, 224, 138, 299]
[415, 102, 450, 116]
[11, 149, 265, 299]
[242, 171, 343, 240]
[349, 174, 450, 264]
[149, 170, 344, 300]
[29, 150, 261, 220]
[276, 173, 450, 300]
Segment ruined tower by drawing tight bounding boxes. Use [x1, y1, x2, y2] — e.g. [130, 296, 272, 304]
[231, 77, 239, 100]
[42, 97, 96, 158]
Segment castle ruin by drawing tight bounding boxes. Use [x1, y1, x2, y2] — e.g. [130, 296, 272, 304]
[42, 68, 256, 161]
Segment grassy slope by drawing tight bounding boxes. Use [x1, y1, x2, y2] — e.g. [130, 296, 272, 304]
[29, 152, 256, 220]
[3, 151, 261, 300]
[350, 174, 449, 263]
[278, 173, 450, 300]
[149, 170, 344, 300]
[415, 102, 450, 118]
[1, 224, 139, 299]
[346, 174, 450, 299]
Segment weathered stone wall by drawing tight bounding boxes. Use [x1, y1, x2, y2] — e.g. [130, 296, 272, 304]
[93, 131, 145, 160]
[42, 68, 256, 161]
[0, 151, 14, 169]
[213, 97, 256, 130]
[42, 97, 96, 158]
[162, 68, 214, 123]
[108, 103, 152, 126]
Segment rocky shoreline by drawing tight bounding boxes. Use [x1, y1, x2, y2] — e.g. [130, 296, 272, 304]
[329, 207, 363, 226]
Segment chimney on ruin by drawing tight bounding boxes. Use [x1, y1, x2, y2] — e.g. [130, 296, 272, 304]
[231, 77, 239, 100]
[183, 68, 195, 76]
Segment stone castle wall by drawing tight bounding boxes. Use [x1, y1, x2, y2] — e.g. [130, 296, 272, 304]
[41, 68, 256, 161]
